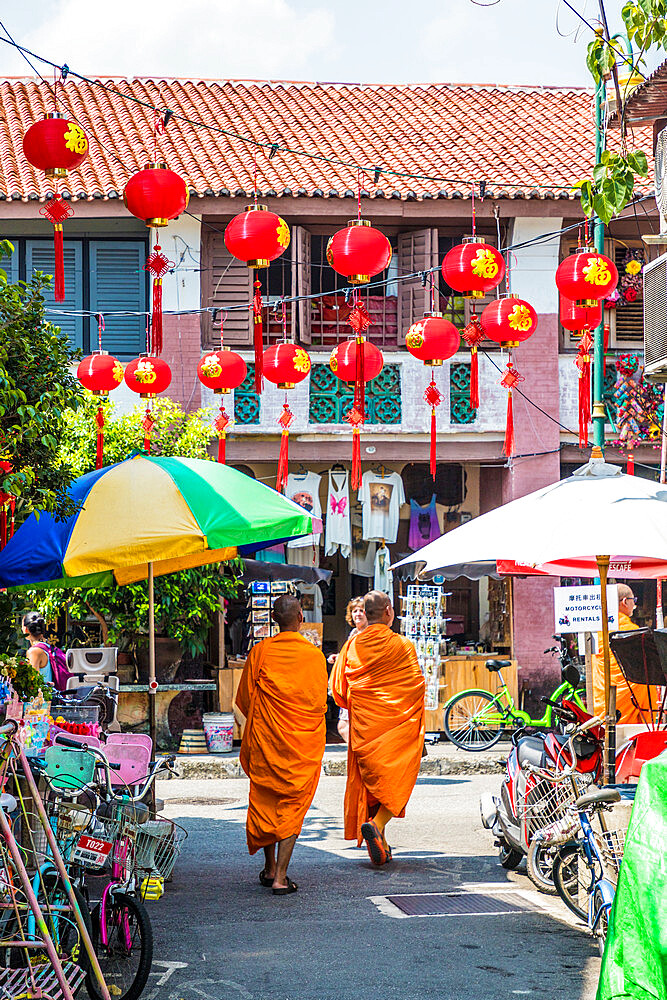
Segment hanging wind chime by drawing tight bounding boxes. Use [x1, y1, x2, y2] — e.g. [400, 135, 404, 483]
[326, 195, 391, 486]
[196, 332, 247, 462]
[22, 77, 89, 301]
[480, 294, 538, 458]
[560, 296, 602, 449]
[441, 237, 505, 410]
[124, 356, 173, 452]
[262, 305, 311, 489]
[224, 156, 291, 393]
[405, 280, 460, 478]
[77, 316, 125, 468]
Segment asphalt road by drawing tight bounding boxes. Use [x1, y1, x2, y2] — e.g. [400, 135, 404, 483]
[144, 772, 602, 1000]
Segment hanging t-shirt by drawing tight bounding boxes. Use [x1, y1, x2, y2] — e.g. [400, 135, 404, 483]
[408, 495, 441, 550]
[325, 470, 351, 557]
[374, 546, 394, 596]
[285, 472, 322, 550]
[349, 514, 376, 577]
[285, 544, 320, 569]
[297, 583, 323, 623]
[359, 471, 405, 543]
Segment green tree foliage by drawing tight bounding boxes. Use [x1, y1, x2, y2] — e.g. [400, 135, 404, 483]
[0, 240, 82, 518]
[577, 2, 667, 222]
[60, 395, 216, 477]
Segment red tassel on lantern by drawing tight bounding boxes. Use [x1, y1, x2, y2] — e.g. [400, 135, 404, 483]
[424, 378, 444, 480]
[145, 243, 173, 355]
[462, 315, 484, 410]
[575, 329, 592, 448]
[95, 404, 105, 470]
[345, 406, 364, 490]
[40, 195, 73, 303]
[348, 301, 372, 416]
[253, 280, 264, 393]
[500, 360, 525, 459]
[143, 406, 155, 453]
[276, 402, 294, 490]
[215, 405, 230, 463]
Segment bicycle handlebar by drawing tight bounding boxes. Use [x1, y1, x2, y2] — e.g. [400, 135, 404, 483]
[82, 745, 176, 802]
[524, 715, 605, 783]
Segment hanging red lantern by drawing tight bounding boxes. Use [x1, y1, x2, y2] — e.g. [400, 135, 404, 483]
[560, 295, 602, 334]
[574, 328, 593, 449]
[224, 206, 291, 267]
[327, 220, 392, 285]
[330, 338, 384, 384]
[555, 247, 618, 307]
[224, 206, 291, 394]
[197, 350, 247, 394]
[22, 115, 89, 304]
[405, 313, 460, 480]
[124, 356, 172, 398]
[123, 163, 188, 355]
[331, 326, 384, 489]
[442, 237, 505, 298]
[77, 352, 125, 469]
[263, 343, 311, 389]
[480, 295, 538, 348]
[462, 315, 484, 410]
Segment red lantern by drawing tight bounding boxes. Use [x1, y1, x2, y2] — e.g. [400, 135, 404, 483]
[224, 206, 291, 267]
[197, 350, 247, 394]
[405, 314, 459, 480]
[124, 356, 172, 398]
[77, 352, 124, 469]
[405, 314, 460, 365]
[442, 237, 505, 298]
[329, 339, 384, 383]
[555, 247, 618, 307]
[22, 115, 89, 177]
[123, 163, 189, 356]
[0, 459, 15, 549]
[263, 344, 311, 389]
[560, 295, 602, 334]
[327, 220, 392, 285]
[480, 295, 538, 348]
[22, 115, 89, 304]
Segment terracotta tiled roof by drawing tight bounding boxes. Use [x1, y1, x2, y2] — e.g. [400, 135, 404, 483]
[0, 77, 653, 203]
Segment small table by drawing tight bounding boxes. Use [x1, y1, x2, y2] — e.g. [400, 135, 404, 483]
[118, 682, 217, 745]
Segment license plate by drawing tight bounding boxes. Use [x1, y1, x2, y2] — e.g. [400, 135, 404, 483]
[71, 835, 113, 869]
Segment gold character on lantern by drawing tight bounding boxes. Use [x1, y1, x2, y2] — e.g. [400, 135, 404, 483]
[63, 122, 88, 155]
[201, 355, 223, 379]
[329, 349, 339, 373]
[276, 219, 291, 249]
[508, 304, 533, 332]
[471, 248, 499, 280]
[583, 256, 611, 286]
[135, 360, 157, 384]
[406, 323, 425, 349]
[293, 348, 311, 374]
[112, 361, 125, 383]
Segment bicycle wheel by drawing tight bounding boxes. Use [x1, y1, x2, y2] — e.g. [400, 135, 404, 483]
[526, 840, 559, 895]
[87, 891, 153, 1000]
[593, 886, 609, 956]
[443, 690, 505, 751]
[553, 844, 592, 922]
[39, 873, 92, 972]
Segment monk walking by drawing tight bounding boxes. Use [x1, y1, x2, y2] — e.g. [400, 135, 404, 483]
[331, 590, 425, 866]
[235, 595, 328, 895]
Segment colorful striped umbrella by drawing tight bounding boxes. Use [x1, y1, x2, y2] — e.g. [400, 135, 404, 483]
[0, 454, 317, 726]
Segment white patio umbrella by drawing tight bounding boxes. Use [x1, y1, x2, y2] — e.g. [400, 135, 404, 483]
[394, 452, 667, 780]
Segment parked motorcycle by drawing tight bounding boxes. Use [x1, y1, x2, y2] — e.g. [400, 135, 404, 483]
[480, 692, 604, 892]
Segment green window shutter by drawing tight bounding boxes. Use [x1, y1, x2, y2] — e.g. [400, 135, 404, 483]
[2, 242, 18, 284]
[26, 239, 83, 350]
[89, 241, 147, 358]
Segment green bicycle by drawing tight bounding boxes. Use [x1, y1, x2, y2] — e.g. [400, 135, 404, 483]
[443, 640, 586, 751]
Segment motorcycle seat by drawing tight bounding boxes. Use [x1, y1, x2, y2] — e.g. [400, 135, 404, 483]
[576, 787, 621, 810]
[517, 735, 547, 770]
[486, 659, 511, 672]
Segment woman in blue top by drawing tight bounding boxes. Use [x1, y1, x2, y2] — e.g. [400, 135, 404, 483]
[22, 611, 53, 684]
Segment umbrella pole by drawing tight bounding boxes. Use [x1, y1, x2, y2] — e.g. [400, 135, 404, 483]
[148, 561, 157, 760]
[597, 555, 616, 784]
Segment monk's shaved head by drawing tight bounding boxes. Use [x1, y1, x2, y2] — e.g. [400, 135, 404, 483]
[364, 590, 392, 624]
[272, 594, 303, 631]
[618, 584, 635, 602]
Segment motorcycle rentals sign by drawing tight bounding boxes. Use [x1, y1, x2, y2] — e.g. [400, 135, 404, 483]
[553, 585, 619, 634]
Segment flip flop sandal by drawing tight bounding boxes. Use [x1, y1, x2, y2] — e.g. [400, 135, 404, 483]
[259, 869, 274, 888]
[384, 844, 393, 863]
[272, 878, 298, 896]
[361, 821, 388, 866]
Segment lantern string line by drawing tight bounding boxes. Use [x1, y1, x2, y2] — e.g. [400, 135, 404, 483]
[0, 29, 636, 197]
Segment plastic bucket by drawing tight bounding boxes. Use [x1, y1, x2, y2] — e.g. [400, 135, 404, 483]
[202, 712, 234, 754]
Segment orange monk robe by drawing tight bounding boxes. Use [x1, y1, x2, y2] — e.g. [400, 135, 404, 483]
[235, 632, 328, 855]
[331, 624, 425, 844]
[593, 613, 661, 725]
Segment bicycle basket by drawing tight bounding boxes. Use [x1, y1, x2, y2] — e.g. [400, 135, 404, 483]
[598, 828, 625, 876]
[520, 774, 591, 842]
[135, 815, 187, 884]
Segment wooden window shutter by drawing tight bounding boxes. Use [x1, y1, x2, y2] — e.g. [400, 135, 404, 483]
[3, 243, 18, 284]
[201, 227, 252, 348]
[396, 228, 439, 343]
[26, 239, 83, 350]
[295, 226, 312, 344]
[89, 241, 147, 358]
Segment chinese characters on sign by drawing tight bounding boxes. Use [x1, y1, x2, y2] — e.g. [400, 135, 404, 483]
[553, 586, 619, 634]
